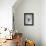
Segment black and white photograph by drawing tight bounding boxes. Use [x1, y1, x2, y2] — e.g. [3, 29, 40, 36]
[24, 13, 34, 26]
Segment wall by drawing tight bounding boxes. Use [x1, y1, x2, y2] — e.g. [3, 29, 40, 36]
[41, 0, 46, 46]
[13, 0, 41, 46]
[0, 0, 16, 30]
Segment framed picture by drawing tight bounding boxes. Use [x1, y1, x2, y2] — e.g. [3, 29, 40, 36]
[24, 13, 34, 26]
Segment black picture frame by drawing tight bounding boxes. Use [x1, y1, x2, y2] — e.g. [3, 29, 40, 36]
[24, 13, 34, 26]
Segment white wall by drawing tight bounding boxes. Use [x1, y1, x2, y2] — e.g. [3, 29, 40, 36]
[0, 0, 16, 30]
[41, 0, 46, 46]
[13, 0, 41, 46]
